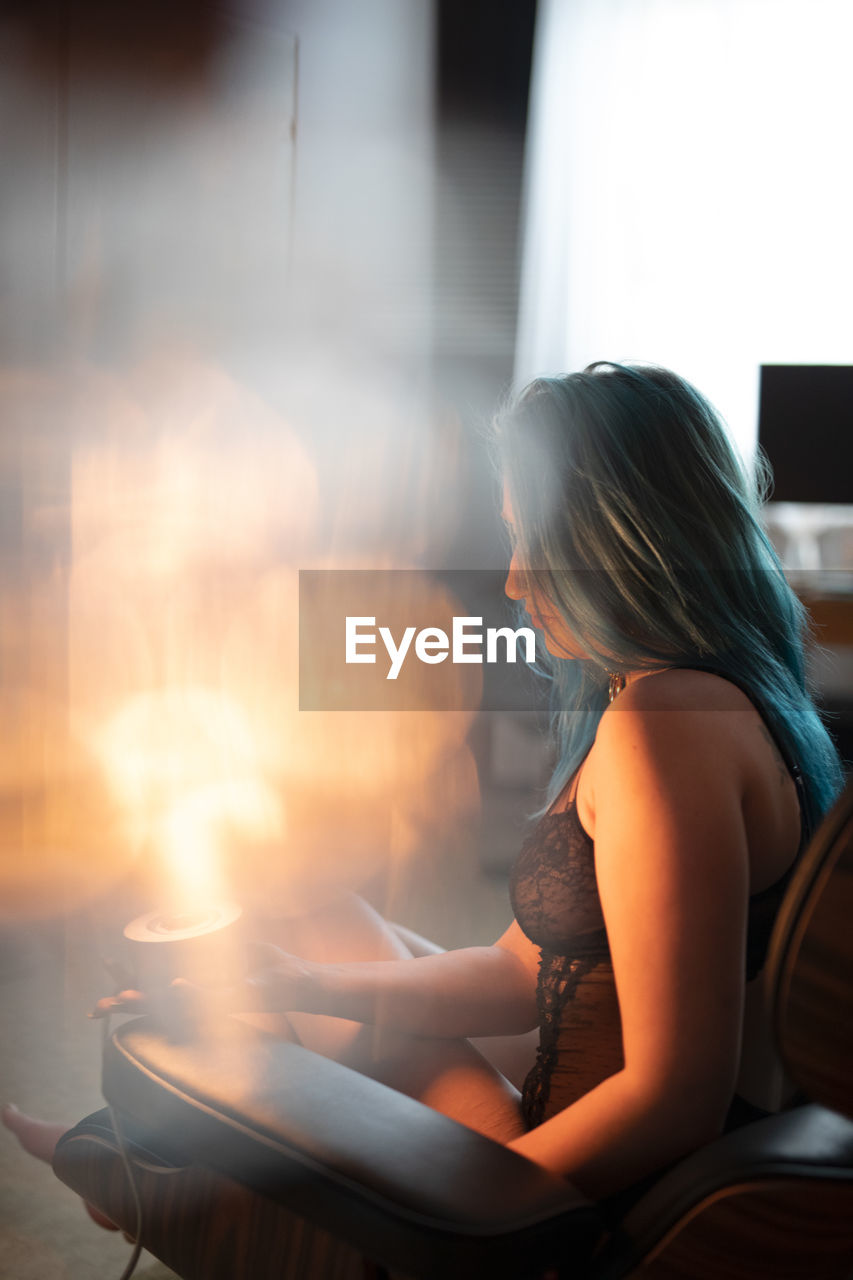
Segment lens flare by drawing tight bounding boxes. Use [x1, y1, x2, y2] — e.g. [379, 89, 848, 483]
[2, 356, 478, 922]
[0, 689, 135, 920]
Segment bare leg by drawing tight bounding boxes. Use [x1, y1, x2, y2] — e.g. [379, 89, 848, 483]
[2, 1105, 120, 1231]
[261, 892, 530, 1144]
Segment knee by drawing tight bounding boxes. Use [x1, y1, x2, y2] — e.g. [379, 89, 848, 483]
[268, 891, 411, 965]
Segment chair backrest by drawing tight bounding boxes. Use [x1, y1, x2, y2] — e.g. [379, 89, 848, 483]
[768, 776, 853, 1119]
[599, 783, 853, 1280]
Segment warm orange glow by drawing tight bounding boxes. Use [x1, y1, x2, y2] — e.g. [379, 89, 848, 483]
[217, 564, 481, 912]
[1, 357, 480, 921]
[162, 779, 283, 903]
[62, 359, 319, 911]
[91, 688, 285, 907]
[0, 689, 134, 920]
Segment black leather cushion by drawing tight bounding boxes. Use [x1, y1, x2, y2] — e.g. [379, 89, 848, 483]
[100, 1017, 602, 1278]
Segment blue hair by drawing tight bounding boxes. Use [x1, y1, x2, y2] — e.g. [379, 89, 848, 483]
[495, 362, 844, 829]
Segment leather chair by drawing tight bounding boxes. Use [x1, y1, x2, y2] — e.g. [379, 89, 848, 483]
[53, 779, 853, 1279]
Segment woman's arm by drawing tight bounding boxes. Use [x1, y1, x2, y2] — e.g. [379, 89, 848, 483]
[508, 676, 750, 1197]
[121, 916, 542, 1042]
[299, 918, 541, 1038]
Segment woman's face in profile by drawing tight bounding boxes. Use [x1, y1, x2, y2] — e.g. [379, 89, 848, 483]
[501, 484, 588, 661]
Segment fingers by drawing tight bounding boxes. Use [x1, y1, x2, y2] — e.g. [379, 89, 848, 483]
[88, 989, 149, 1020]
[90, 957, 144, 1019]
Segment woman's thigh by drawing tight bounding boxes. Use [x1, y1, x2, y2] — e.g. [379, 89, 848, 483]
[257, 891, 527, 1143]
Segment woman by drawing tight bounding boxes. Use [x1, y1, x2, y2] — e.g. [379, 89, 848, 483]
[5, 361, 844, 1213]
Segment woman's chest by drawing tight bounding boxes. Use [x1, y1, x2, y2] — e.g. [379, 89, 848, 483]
[509, 802, 608, 954]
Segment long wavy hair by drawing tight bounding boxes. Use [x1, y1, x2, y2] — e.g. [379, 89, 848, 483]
[495, 361, 844, 830]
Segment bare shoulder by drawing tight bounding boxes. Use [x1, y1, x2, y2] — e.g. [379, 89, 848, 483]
[595, 667, 756, 755]
[612, 667, 754, 715]
[580, 668, 753, 833]
[582, 665, 801, 890]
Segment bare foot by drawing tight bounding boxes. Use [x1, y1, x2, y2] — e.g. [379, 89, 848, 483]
[2, 1104, 120, 1232]
[1, 1104, 66, 1163]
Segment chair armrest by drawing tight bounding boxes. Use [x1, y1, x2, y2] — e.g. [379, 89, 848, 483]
[87, 1017, 601, 1278]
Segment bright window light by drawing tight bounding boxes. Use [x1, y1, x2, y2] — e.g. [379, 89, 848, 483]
[516, 0, 853, 472]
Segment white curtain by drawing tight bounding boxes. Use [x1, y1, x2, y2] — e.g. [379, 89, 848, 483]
[516, 0, 853, 464]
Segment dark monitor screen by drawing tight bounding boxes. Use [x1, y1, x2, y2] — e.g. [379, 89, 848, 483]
[758, 365, 853, 505]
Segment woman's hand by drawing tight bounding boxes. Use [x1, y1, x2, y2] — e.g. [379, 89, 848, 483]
[176, 940, 317, 1016]
[88, 956, 148, 1019]
[89, 943, 317, 1021]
